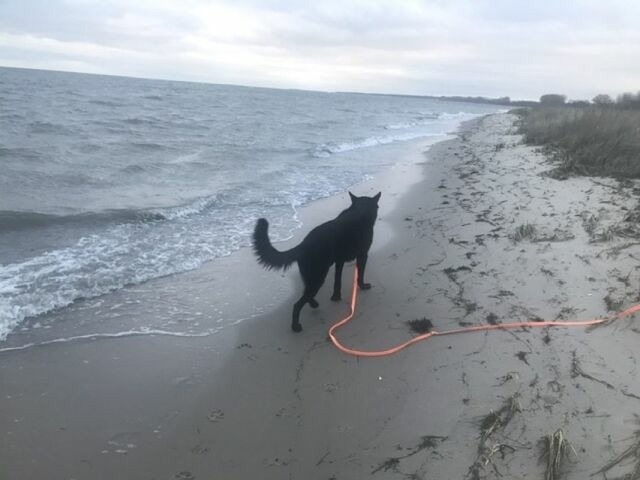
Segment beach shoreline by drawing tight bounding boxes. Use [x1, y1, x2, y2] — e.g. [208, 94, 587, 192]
[4, 112, 640, 479]
[0, 122, 451, 479]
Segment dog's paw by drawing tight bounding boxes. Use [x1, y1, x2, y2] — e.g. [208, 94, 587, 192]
[291, 323, 303, 333]
[359, 283, 372, 290]
[330, 293, 341, 302]
[309, 298, 319, 308]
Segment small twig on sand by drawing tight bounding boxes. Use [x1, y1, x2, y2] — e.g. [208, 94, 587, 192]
[371, 435, 447, 475]
[480, 393, 521, 441]
[467, 394, 522, 479]
[570, 350, 616, 391]
[594, 428, 640, 479]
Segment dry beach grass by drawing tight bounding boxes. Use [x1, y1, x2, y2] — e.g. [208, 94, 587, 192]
[516, 106, 640, 178]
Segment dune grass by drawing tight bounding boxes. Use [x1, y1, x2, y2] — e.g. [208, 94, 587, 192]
[515, 107, 640, 178]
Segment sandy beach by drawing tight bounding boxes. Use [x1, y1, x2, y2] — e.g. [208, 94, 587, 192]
[4, 112, 640, 479]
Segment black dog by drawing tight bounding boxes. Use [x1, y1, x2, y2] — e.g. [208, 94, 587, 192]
[253, 191, 381, 332]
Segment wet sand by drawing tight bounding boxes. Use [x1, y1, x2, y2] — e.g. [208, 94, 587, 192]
[4, 113, 640, 479]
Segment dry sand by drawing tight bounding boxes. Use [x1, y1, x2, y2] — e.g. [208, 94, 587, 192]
[3, 112, 640, 479]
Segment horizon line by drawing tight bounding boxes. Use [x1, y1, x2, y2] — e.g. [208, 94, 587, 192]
[0, 63, 542, 103]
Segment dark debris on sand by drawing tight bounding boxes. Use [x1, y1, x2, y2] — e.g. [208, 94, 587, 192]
[407, 317, 434, 334]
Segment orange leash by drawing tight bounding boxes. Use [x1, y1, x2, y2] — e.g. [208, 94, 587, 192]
[328, 268, 640, 358]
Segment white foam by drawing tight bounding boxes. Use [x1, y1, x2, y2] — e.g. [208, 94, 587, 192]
[0, 223, 226, 341]
[152, 195, 218, 220]
[385, 113, 441, 130]
[0, 327, 221, 354]
[315, 131, 445, 157]
[0, 197, 303, 342]
[167, 150, 202, 164]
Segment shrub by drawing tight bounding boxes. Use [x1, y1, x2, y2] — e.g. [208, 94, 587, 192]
[540, 94, 567, 106]
[592, 94, 613, 106]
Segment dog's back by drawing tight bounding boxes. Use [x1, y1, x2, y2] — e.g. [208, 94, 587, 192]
[253, 191, 380, 332]
[302, 196, 377, 263]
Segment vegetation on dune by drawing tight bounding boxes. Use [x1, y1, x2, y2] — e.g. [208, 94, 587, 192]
[515, 106, 640, 178]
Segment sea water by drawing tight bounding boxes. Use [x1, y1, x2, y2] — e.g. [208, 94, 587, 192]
[0, 66, 500, 344]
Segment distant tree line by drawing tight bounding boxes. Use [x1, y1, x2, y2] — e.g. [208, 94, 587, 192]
[539, 92, 640, 109]
[429, 91, 640, 109]
[425, 95, 537, 106]
[593, 92, 640, 109]
[424, 95, 514, 106]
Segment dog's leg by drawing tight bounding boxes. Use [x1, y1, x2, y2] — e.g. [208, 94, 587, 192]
[291, 271, 328, 332]
[308, 298, 319, 308]
[292, 295, 308, 332]
[356, 254, 371, 289]
[330, 261, 344, 301]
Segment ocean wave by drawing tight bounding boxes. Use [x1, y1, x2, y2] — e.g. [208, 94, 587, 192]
[167, 151, 202, 164]
[28, 120, 72, 135]
[118, 164, 148, 175]
[125, 117, 160, 127]
[0, 146, 43, 162]
[0, 207, 256, 341]
[0, 233, 198, 342]
[383, 112, 482, 133]
[0, 188, 285, 235]
[314, 131, 445, 157]
[439, 112, 474, 119]
[88, 99, 124, 107]
[0, 112, 25, 121]
[0, 191, 305, 342]
[0, 209, 166, 233]
[148, 188, 294, 222]
[129, 141, 166, 150]
[385, 113, 441, 130]
[152, 196, 219, 220]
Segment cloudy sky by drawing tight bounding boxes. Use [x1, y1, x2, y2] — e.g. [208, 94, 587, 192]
[1, 0, 638, 100]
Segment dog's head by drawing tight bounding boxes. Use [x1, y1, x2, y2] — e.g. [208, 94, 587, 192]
[348, 191, 381, 222]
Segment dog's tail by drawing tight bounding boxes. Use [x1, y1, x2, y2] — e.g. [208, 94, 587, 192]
[252, 218, 300, 271]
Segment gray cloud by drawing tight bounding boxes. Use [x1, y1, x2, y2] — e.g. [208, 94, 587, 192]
[1, 0, 639, 99]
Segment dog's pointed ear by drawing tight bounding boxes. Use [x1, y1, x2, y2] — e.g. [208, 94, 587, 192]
[373, 192, 381, 203]
[349, 191, 358, 203]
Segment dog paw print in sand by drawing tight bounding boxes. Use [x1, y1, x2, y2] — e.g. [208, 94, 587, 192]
[265, 456, 289, 467]
[324, 383, 338, 393]
[207, 409, 225, 422]
[175, 471, 195, 480]
[190, 444, 209, 455]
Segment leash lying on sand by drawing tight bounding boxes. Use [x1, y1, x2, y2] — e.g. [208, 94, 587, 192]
[328, 268, 640, 358]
